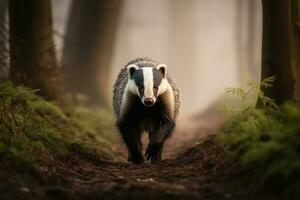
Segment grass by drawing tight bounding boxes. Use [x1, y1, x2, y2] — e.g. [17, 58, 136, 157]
[0, 81, 118, 167]
[217, 77, 300, 199]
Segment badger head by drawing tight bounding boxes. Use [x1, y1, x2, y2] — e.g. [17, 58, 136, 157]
[127, 64, 168, 107]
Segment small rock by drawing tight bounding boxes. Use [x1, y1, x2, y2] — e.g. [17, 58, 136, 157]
[20, 187, 30, 193]
[136, 178, 155, 183]
[172, 184, 186, 190]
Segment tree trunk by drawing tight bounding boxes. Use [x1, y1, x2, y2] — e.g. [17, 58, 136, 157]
[9, 0, 64, 102]
[0, 0, 8, 80]
[260, 0, 299, 104]
[235, 0, 245, 84]
[291, 0, 300, 101]
[247, 0, 258, 80]
[62, 0, 122, 106]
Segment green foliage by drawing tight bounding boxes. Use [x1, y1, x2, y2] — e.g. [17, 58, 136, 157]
[218, 77, 300, 198]
[0, 81, 116, 167]
[222, 76, 279, 117]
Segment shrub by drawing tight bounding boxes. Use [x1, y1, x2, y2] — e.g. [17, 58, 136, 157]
[218, 77, 300, 198]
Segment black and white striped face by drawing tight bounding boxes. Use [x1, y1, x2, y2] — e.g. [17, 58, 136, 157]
[127, 64, 169, 106]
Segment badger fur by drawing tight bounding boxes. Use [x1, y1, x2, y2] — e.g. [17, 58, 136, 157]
[113, 57, 180, 164]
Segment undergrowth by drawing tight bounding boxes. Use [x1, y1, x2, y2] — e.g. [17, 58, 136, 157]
[0, 81, 117, 168]
[218, 77, 300, 199]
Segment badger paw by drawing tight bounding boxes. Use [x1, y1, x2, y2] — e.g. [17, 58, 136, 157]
[145, 142, 163, 162]
[132, 157, 144, 164]
[129, 153, 144, 164]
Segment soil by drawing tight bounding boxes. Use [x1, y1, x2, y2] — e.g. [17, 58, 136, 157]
[0, 112, 256, 200]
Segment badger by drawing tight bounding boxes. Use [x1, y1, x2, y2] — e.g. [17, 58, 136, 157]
[112, 57, 180, 164]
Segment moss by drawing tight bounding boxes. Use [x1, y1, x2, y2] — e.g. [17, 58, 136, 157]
[69, 106, 118, 144]
[217, 102, 300, 198]
[0, 81, 117, 167]
[31, 98, 67, 121]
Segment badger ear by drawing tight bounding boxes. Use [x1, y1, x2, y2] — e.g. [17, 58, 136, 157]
[157, 64, 167, 78]
[127, 64, 139, 79]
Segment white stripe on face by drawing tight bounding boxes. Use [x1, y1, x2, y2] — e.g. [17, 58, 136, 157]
[142, 67, 154, 98]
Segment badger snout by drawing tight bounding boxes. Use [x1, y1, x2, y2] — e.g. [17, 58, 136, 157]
[143, 98, 155, 106]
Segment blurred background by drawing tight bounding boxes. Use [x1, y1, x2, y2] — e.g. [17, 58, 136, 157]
[0, 0, 267, 162]
[0, 0, 267, 159]
[49, 0, 262, 116]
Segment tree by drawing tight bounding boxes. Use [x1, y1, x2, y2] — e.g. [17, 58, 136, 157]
[235, 0, 246, 84]
[62, 0, 122, 106]
[9, 0, 63, 102]
[247, 0, 258, 80]
[235, 0, 261, 83]
[260, 0, 300, 104]
[0, 0, 8, 80]
[291, 0, 300, 101]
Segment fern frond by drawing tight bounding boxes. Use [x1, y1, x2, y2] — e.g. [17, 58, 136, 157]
[223, 76, 279, 117]
[261, 76, 276, 88]
[225, 87, 246, 97]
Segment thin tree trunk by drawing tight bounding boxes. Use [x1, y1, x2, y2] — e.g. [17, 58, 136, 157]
[9, 0, 64, 102]
[247, 0, 257, 80]
[260, 0, 296, 104]
[235, 0, 245, 84]
[62, 0, 122, 106]
[291, 0, 300, 101]
[0, 0, 8, 80]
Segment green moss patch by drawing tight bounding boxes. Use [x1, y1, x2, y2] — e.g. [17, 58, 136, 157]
[0, 81, 117, 167]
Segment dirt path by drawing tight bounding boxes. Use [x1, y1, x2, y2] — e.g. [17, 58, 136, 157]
[53, 139, 231, 200]
[48, 112, 239, 200]
[1, 112, 247, 200]
[164, 111, 223, 158]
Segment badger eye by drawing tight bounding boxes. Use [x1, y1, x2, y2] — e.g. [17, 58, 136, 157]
[153, 85, 158, 90]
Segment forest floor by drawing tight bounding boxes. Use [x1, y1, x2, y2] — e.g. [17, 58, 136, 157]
[0, 110, 263, 200]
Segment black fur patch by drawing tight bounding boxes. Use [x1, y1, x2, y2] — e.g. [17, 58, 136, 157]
[152, 68, 164, 97]
[132, 69, 144, 97]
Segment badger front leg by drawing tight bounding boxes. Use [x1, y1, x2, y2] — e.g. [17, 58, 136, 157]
[145, 138, 164, 163]
[126, 129, 143, 163]
[145, 116, 175, 163]
[118, 122, 144, 164]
